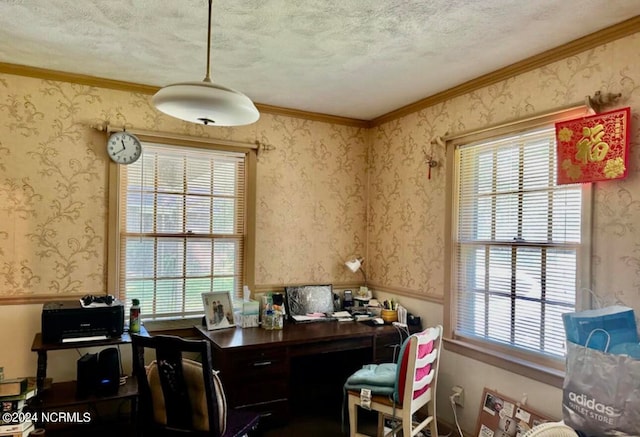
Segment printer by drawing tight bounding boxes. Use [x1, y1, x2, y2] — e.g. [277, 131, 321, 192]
[41, 299, 124, 344]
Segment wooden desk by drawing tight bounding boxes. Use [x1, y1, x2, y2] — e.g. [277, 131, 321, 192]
[196, 321, 415, 424]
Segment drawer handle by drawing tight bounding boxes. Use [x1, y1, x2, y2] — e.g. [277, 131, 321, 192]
[260, 412, 273, 418]
[252, 360, 273, 367]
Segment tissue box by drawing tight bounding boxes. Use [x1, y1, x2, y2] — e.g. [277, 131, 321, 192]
[240, 300, 260, 328]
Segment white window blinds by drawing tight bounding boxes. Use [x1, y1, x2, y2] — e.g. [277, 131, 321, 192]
[117, 142, 246, 320]
[453, 126, 588, 359]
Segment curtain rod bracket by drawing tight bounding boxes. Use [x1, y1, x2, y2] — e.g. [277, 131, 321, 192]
[90, 120, 109, 132]
[90, 120, 129, 133]
[256, 140, 275, 159]
[431, 135, 446, 148]
[423, 135, 445, 180]
[586, 91, 622, 113]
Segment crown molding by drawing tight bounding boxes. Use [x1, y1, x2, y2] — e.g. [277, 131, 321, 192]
[0, 62, 368, 128]
[0, 62, 159, 95]
[254, 103, 369, 128]
[370, 15, 640, 127]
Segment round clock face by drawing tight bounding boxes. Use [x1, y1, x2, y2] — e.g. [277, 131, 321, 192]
[107, 132, 142, 164]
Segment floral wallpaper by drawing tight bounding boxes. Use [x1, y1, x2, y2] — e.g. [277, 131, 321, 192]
[0, 32, 639, 312]
[254, 117, 368, 286]
[0, 80, 107, 298]
[0, 75, 367, 301]
[368, 33, 640, 313]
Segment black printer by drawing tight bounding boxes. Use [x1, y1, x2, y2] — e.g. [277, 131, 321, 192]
[41, 298, 124, 344]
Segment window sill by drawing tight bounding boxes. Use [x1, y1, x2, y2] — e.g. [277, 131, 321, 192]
[443, 337, 564, 388]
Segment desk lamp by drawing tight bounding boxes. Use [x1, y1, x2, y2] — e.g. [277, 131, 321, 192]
[345, 257, 371, 306]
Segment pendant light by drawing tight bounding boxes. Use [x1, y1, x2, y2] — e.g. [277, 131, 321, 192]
[152, 0, 259, 126]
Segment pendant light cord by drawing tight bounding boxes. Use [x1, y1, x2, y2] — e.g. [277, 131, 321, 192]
[204, 0, 213, 83]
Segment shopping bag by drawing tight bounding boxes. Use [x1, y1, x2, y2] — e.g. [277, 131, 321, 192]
[563, 340, 640, 436]
[562, 305, 638, 351]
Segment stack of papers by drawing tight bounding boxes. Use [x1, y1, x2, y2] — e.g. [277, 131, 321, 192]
[291, 311, 356, 322]
[292, 314, 327, 322]
[333, 311, 353, 322]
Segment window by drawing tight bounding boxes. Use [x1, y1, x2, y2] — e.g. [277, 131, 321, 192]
[113, 140, 251, 321]
[446, 111, 591, 381]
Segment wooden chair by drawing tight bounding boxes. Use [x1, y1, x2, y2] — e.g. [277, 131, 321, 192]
[132, 334, 260, 437]
[347, 325, 442, 437]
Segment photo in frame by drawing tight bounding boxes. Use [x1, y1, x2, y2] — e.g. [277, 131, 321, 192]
[202, 291, 235, 330]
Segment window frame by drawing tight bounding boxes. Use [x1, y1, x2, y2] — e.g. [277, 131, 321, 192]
[107, 133, 257, 325]
[443, 106, 592, 387]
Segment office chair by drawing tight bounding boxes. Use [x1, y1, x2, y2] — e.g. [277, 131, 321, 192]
[131, 334, 260, 437]
[347, 325, 442, 437]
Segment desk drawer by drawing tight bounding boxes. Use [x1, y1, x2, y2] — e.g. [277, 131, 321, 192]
[290, 336, 370, 357]
[229, 380, 288, 407]
[237, 398, 289, 428]
[229, 348, 288, 381]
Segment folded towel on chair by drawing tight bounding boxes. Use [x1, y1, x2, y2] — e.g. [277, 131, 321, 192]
[343, 363, 397, 395]
[342, 363, 398, 432]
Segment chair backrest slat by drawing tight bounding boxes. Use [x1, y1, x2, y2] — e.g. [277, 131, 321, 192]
[131, 334, 222, 436]
[412, 369, 434, 392]
[154, 347, 193, 428]
[400, 325, 443, 412]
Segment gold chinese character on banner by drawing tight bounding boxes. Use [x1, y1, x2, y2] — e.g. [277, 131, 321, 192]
[575, 124, 609, 164]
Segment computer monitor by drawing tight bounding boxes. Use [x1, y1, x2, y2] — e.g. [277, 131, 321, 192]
[284, 284, 334, 320]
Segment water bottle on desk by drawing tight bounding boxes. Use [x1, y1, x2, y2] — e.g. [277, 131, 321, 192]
[272, 293, 284, 329]
[130, 298, 141, 333]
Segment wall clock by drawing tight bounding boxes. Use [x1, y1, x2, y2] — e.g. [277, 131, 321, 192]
[107, 131, 142, 164]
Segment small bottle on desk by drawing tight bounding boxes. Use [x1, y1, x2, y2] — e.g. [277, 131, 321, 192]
[263, 309, 274, 330]
[273, 309, 283, 330]
[130, 298, 141, 333]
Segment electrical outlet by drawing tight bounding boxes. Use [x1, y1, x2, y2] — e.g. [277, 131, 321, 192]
[452, 385, 464, 407]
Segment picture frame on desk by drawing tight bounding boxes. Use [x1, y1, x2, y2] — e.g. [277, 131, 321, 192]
[202, 291, 235, 331]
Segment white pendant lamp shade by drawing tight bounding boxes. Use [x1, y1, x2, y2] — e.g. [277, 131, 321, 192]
[152, 0, 259, 127]
[152, 81, 260, 126]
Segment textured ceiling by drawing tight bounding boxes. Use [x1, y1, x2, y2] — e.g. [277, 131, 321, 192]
[0, 1, 639, 120]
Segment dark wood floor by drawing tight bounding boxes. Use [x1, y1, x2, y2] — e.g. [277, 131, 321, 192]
[261, 407, 449, 437]
[261, 410, 441, 437]
[43, 395, 328, 436]
[41, 397, 446, 437]
[261, 412, 347, 437]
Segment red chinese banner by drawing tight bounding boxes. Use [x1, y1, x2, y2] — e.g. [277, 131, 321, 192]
[555, 107, 631, 184]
